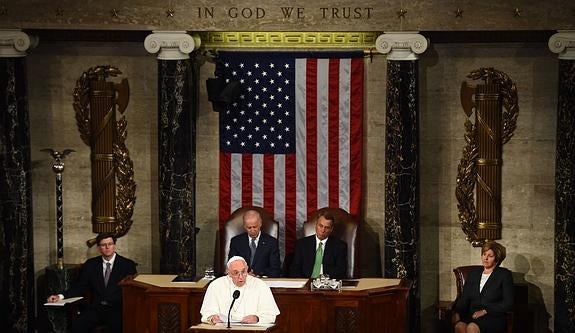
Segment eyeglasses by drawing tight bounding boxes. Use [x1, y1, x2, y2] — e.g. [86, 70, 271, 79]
[229, 270, 248, 278]
[99, 242, 115, 247]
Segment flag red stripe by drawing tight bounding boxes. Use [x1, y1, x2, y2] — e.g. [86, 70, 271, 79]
[305, 59, 318, 218]
[219, 152, 232, 228]
[348, 58, 364, 217]
[284, 153, 297, 255]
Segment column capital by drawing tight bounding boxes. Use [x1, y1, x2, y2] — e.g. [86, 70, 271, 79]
[549, 30, 575, 60]
[144, 31, 201, 60]
[375, 32, 429, 61]
[0, 29, 37, 57]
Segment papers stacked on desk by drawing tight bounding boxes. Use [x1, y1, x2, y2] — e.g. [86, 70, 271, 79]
[263, 279, 307, 288]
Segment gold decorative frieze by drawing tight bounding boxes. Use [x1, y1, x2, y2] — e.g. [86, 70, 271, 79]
[198, 31, 380, 49]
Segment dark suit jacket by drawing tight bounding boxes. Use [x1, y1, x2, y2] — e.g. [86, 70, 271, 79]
[454, 266, 513, 330]
[65, 253, 137, 309]
[289, 235, 347, 279]
[229, 232, 282, 277]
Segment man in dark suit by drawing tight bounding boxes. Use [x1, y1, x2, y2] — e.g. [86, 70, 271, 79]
[289, 210, 347, 279]
[228, 209, 282, 277]
[47, 233, 137, 333]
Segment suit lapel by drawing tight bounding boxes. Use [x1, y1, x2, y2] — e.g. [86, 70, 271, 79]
[252, 236, 263, 265]
[306, 236, 316, 271]
[479, 268, 497, 295]
[252, 234, 269, 266]
[322, 238, 332, 263]
[243, 234, 255, 266]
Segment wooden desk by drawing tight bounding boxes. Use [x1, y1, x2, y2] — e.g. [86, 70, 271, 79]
[120, 275, 411, 333]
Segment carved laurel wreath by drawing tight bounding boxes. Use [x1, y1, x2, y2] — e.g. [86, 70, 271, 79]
[455, 67, 519, 246]
[73, 65, 136, 245]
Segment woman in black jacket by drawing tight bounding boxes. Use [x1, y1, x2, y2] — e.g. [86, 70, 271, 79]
[453, 241, 514, 333]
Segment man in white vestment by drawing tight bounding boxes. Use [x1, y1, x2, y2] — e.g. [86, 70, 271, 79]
[200, 256, 280, 325]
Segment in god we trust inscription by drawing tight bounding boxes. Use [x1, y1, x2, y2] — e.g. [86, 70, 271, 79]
[194, 6, 374, 20]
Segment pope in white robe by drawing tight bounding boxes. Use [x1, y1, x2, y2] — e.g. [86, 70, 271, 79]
[200, 256, 280, 325]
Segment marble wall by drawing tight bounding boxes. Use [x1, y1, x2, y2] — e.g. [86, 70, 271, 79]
[419, 41, 557, 331]
[29, 41, 158, 274]
[27, 38, 557, 331]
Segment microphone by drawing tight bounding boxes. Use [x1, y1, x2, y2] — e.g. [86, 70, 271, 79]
[227, 290, 240, 328]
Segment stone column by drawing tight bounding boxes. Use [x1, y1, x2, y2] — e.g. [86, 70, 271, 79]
[0, 29, 36, 332]
[145, 31, 200, 277]
[549, 30, 575, 333]
[376, 31, 428, 333]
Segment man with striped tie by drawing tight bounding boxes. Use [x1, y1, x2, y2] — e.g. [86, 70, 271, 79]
[228, 210, 282, 277]
[289, 210, 347, 279]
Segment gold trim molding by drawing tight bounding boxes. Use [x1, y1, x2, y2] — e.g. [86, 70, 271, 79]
[198, 31, 381, 49]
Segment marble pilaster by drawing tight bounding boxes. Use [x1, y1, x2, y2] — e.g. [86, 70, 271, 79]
[376, 31, 428, 333]
[145, 31, 200, 277]
[0, 29, 35, 332]
[549, 30, 575, 333]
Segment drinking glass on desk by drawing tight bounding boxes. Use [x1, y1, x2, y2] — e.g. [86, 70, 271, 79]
[203, 267, 215, 280]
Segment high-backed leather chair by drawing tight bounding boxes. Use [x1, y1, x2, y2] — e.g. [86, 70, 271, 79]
[303, 207, 359, 278]
[219, 206, 279, 275]
[453, 265, 513, 333]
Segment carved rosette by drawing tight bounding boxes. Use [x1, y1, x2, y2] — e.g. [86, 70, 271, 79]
[144, 31, 200, 60]
[375, 31, 428, 60]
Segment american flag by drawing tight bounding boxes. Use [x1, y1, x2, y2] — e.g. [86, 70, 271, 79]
[218, 51, 364, 259]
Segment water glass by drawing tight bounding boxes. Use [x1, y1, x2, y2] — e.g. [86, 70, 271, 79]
[204, 266, 215, 280]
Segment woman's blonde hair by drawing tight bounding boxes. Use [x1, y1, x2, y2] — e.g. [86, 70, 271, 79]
[481, 241, 506, 266]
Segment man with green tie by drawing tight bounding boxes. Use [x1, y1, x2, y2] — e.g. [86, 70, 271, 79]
[289, 211, 348, 279]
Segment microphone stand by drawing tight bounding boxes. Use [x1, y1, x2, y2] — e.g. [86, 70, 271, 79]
[227, 290, 240, 328]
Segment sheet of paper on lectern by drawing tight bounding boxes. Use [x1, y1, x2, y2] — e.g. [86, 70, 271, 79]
[44, 296, 83, 306]
[263, 280, 307, 288]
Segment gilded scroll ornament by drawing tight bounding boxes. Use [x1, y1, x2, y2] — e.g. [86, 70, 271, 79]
[456, 67, 518, 246]
[73, 65, 136, 246]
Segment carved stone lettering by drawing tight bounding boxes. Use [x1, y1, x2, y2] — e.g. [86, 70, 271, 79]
[319, 7, 373, 19]
[228, 7, 266, 19]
